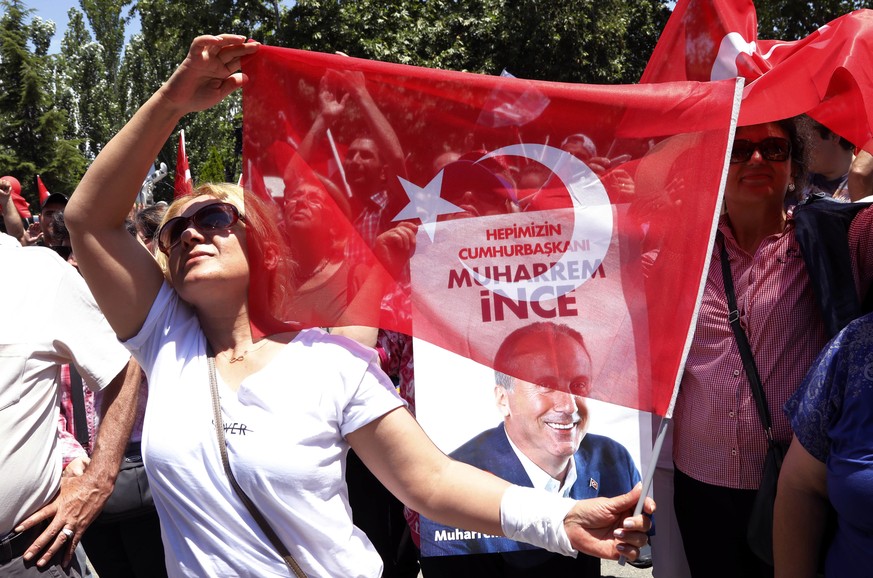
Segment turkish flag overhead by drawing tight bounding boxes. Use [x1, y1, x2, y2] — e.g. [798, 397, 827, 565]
[642, 0, 873, 150]
[174, 130, 194, 198]
[242, 46, 740, 416]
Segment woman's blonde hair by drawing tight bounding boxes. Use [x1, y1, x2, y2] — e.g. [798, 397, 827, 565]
[158, 183, 298, 335]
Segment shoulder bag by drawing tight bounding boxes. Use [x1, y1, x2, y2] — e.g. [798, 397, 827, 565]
[208, 355, 308, 578]
[69, 366, 155, 524]
[719, 236, 787, 567]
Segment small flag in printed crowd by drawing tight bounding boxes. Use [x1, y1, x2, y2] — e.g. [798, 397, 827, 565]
[174, 129, 194, 198]
[36, 175, 50, 205]
[242, 46, 740, 416]
[641, 0, 873, 151]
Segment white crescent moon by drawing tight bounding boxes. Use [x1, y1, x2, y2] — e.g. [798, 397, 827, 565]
[460, 144, 613, 301]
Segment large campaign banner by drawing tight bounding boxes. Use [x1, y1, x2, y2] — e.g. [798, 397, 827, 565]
[242, 46, 740, 418]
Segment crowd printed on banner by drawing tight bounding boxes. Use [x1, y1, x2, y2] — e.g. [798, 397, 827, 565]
[447, 260, 606, 289]
[432, 529, 501, 542]
[484, 221, 563, 241]
[458, 239, 592, 259]
[245, 44, 739, 416]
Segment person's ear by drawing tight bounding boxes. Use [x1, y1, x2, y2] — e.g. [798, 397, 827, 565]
[261, 241, 280, 271]
[495, 385, 511, 418]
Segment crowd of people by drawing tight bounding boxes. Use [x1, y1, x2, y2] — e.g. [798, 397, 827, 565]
[1, 28, 872, 578]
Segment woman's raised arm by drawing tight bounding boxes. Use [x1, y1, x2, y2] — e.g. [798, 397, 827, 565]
[66, 34, 259, 340]
[347, 407, 654, 562]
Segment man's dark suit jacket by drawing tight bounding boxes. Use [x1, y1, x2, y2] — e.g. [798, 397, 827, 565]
[419, 423, 640, 577]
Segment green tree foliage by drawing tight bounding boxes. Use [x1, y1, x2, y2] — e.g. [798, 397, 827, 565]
[79, 0, 131, 84]
[282, 0, 671, 84]
[755, 0, 869, 40]
[117, 0, 277, 201]
[0, 0, 86, 204]
[199, 145, 229, 183]
[56, 8, 113, 158]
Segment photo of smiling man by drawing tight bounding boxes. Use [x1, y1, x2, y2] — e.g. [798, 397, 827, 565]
[419, 322, 641, 577]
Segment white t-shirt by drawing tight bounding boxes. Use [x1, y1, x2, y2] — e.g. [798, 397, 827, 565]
[0, 232, 21, 247]
[126, 282, 404, 577]
[0, 247, 129, 533]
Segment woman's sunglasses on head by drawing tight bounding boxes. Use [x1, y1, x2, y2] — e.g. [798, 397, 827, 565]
[157, 202, 245, 255]
[730, 137, 791, 164]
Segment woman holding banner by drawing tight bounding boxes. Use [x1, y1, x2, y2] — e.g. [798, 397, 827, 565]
[64, 34, 653, 578]
[672, 118, 873, 577]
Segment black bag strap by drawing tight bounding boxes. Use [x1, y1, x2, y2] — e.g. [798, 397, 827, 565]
[207, 355, 308, 578]
[68, 365, 90, 448]
[718, 234, 776, 445]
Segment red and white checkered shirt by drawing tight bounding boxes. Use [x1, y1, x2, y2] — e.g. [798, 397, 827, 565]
[673, 209, 873, 489]
[356, 190, 389, 244]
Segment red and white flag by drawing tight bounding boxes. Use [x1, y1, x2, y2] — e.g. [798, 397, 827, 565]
[174, 130, 194, 198]
[242, 47, 740, 416]
[642, 0, 873, 150]
[36, 175, 50, 205]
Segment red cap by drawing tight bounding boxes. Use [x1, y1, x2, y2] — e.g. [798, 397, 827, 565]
[0, 175, 32, 219]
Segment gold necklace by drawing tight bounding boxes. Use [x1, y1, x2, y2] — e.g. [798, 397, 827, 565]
[223, 339, 270, 364]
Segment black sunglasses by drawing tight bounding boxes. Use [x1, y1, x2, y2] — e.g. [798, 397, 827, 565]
[157, 202, 245, 254]
[730, 137, 791, 164]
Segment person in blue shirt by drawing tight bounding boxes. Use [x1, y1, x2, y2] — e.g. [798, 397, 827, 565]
[775, 312, 873, 577]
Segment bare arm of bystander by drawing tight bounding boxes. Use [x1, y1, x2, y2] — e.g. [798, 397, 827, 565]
[15, 361, 141, 568]
[0, 178, 25, 243]
[773, 435, 828, 578]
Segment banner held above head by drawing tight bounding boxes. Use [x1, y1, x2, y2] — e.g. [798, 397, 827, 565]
[641, 0, 873, 152]
[242, 46, 740, 417]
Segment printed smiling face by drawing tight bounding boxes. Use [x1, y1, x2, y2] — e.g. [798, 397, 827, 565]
[496, 330, 592, 480]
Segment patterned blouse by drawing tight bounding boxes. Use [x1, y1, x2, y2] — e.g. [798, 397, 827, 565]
[786, 312, 873, 576]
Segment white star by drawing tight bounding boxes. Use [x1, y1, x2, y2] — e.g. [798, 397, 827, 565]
[392, 170, 464, 241]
